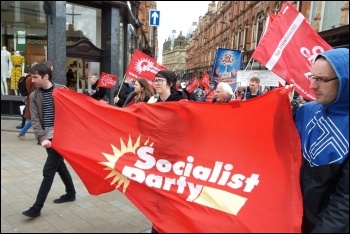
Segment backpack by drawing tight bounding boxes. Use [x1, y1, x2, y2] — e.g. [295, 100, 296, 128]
[18, 75, 28, 96]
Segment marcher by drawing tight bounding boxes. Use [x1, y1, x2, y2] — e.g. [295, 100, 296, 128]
[22, 62, 76, 218]
[213, 82, 234, 103]
[294, 48, 349, 233]
[89, 75, 106, 101]
[114, 76, 134, 107]
[115, 78, 154, 107]
[148, 70, 187, 103]
[147, 70, 187, 233]
[244, 77, 262, 100]
[17, 62, 37, 141]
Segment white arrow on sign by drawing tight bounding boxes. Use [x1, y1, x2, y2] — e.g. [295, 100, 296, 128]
[151, 11, 159, 25]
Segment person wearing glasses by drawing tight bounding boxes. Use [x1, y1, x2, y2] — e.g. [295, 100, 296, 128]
[148, 70, 187, 103]
[293, 48, 349, 233]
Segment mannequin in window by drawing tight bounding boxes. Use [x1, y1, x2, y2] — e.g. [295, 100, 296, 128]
[1, 46, 11, 95]
[9, 51, 25, 95]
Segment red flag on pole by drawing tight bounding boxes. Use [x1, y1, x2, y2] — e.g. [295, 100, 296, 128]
[200, 72, 210, 89]
[185, 75, 199, 94]
[252, 1, 332, 101]
[97, 72, 118, 88]
[125, 50, 167, 81]
[52, 87, 302, 232]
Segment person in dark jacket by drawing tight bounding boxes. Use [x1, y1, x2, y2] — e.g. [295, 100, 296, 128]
[148, 70, 187, 103]
[89, 75, 106, 101]
[294, 48, 349, 233]
[117, 78, 154, 107]
[147, 70, 187, 233]
[114, 76, 134, 107]
[244, 76, 263, 100]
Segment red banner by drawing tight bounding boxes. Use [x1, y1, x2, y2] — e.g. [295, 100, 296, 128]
[52, 87, 302, 232]
[97, 72, 117, 88]
[200, 72, 210, 89]
[125, 50, 167, 81]
[185, 76, 199, 94]
[252, 1, 332, 101]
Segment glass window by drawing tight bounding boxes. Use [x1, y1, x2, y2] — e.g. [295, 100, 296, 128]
[66, 3, 101, 48]
[1, 1, 47, 96]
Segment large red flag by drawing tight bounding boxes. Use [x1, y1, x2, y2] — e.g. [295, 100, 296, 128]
[52, 87, 302, 232]
[185, 75, 199, 94]
[199, 72, 210, 89]
[252, 1, 332, 101]
[125, 49, 167, 81]
[97, 72, 117, 88]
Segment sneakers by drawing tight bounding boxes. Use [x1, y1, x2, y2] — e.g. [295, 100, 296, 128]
[17, 134, 27, 141]
[22, 207, 41, 218]
[53, 194, 76, 204]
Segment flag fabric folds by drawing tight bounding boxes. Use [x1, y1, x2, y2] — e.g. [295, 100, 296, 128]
[125, 49, 167, 81]
[97, 72, 117, 88]
[185, 75, 199, 94]
[52, 88, 303, 232]
[252, 1, 332, 101]
[200, 72, 210, 89]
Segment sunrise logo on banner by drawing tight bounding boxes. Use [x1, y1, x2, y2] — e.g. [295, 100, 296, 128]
[97, 72, 118, 88]
[52, 87, 303, 233]
[252, 1, 332, 101]
[125, 50, 167, 81]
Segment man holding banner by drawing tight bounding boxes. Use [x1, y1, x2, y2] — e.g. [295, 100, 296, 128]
[294, 48, 349, 233]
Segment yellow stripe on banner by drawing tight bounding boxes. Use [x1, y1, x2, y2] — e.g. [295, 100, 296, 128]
[193, 186, 247, 215]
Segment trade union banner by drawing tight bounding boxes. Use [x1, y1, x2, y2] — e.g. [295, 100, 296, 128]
[52, 87, 302, 232]
[252, 1, 332, 101]
[125, 49, 167, 81]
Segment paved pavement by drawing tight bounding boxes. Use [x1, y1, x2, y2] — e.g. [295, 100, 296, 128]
[1, 117, 152, 233]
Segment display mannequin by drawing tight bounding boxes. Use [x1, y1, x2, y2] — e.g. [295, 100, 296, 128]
[1, 46, 11, 95]
[9, 51, 25, 95]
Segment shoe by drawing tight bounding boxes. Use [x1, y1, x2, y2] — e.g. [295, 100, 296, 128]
[53, 194, 76, 204]
[37, 141, 41, 145]
[22, 207, 41, 218]
[16, 124, 24, 129]
[17, 135, 27, 141]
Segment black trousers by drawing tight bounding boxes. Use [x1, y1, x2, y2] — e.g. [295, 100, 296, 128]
[33, 147, 76, 209]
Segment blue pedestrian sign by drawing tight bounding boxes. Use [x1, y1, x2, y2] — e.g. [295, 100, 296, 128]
[149, 9, 160, 27]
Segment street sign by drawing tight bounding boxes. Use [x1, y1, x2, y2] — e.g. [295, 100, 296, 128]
[149, 9, 160, 27]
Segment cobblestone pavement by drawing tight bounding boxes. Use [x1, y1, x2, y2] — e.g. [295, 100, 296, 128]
[1, 117, 152, 233]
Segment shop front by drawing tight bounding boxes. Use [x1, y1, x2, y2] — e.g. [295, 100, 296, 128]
[1, 1, 138, 116]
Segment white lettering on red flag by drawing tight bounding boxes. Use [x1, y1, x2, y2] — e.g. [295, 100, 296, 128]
[252, 2, 332, 101]
[97, 72, 117, 88]
[125, 50, 167, 81]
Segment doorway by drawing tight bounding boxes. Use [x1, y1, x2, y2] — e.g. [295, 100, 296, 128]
[66, 39, 104, 93]
[66, 58, 100, 93]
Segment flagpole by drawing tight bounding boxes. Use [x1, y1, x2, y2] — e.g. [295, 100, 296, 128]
[115, 75, 127, 98]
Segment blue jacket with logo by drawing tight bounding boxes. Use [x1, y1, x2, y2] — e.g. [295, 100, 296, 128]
[295, 48, 349, 233]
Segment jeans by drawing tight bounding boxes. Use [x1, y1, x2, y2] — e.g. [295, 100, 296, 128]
[33, 147, 76, 210]
[19, 120, 31, 136]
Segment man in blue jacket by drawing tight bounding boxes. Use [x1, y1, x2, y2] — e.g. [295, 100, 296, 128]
[295, 48, 349, 233]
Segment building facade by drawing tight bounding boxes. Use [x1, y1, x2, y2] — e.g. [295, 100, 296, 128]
[1, 1, 158, 116]
[162, 30, 187, 79]
[183, 1, 349, 78]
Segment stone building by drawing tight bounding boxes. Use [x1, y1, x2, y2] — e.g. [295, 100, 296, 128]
[185, 1, 349, 78]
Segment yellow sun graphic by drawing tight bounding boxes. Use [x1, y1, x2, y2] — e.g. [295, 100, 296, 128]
[135, 58, 152, 73]
[98, 135, 154, 193]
